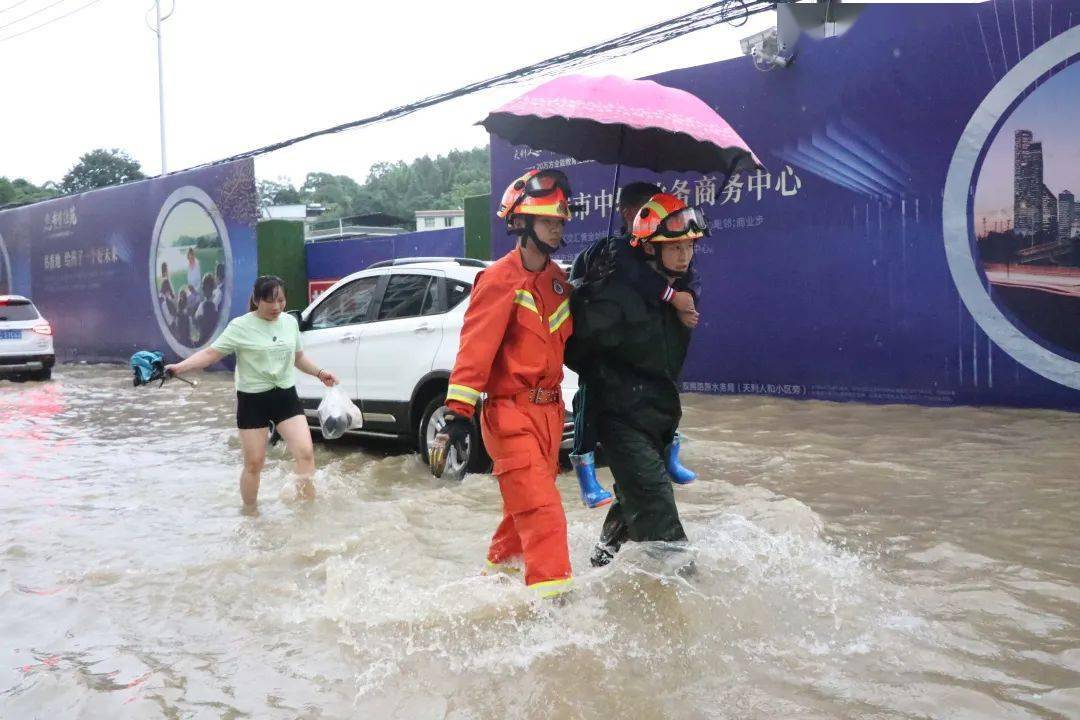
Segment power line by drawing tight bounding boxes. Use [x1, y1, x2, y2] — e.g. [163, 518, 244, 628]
[0, 0, 103, 41]
[0, 0, 33, 16]
[0, 0, 70, 31]
[188, 0, 776, 173]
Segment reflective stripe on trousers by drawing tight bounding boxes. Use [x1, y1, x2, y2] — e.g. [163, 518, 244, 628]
[482, 396, 570, 588]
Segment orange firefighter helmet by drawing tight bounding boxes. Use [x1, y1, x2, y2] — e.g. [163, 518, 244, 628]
[631, 193, 709, 245]
[497, 169, 573, 222]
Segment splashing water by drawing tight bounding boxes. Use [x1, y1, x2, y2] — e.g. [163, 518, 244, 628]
[1, 366, 1077, 718]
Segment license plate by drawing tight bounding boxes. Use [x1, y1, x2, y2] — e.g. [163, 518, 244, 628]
[0, 330, 20, 340]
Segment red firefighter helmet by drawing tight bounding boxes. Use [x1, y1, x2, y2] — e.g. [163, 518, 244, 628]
[497, 169, 573, 222]
[631, 193, 709, 245]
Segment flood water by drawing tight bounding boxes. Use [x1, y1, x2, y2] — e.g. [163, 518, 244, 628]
[1, 365, 1078, 719]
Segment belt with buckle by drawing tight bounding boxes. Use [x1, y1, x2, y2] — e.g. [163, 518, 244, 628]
[520, 386, 560, 405]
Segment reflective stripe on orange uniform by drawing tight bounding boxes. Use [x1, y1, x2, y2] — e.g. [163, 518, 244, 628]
[446, 249, 573, 419]
[446, 249, 574, 590]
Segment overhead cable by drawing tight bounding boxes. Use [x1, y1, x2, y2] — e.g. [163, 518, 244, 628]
[184, 0, 777, 173]
[0, 0, 105, 41]
[0, 0, 34, 16]
[0, 0, 70, 31]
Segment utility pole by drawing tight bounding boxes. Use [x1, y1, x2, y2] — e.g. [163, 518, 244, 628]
[148, 1, 174, 175]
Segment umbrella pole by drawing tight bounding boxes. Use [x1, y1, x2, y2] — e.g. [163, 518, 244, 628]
[605, 126, 626, 238]
[605, 161, 622, 238]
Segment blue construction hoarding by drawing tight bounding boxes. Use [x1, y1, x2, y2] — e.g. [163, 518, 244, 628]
[0, 160, 258, 361]
[491, 0, 1080, 410]
[304, 227, 464, 285]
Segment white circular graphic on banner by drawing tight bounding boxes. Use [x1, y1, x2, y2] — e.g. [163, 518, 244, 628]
[148, 186, 233, 357]
[943, 25, 1080, 390]
[0, 233, 11, 295]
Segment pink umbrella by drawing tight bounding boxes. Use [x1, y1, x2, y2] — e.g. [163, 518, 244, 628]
[480, 74, 761, 176]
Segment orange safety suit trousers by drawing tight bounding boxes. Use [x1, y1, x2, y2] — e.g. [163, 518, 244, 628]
[481, 395, 570, 590]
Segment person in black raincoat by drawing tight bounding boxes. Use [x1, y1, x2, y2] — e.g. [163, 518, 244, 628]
[565, 192, 708, 567]
[566, 183, 702, 509]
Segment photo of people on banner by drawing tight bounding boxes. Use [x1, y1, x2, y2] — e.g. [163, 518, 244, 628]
[152, 199, 229, 349]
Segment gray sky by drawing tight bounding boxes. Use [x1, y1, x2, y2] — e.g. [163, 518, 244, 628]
[0, 0, 775, 187]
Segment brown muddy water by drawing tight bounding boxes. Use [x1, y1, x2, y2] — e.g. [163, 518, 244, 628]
[1, 365, 1078, 719]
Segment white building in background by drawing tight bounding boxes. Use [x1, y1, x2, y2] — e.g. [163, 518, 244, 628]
[415, 209, 464, 231]
[261, 204, 308, 221]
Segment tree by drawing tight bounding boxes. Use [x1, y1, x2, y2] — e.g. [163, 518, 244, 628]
[256, 179, 304, 208]
[60, 148, 145, 194]
[251, 145, 491, 225]
[354, 146, 490, 223]
[301, 172, 370, 218]
[0, 177, 60, 207]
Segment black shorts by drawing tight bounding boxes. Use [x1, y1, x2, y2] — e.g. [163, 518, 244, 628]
[236, 386, 304, 429]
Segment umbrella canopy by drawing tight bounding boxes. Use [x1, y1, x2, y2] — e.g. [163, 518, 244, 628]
[130, 350, 198, 388]
[480, 74, 761, 175]
[131, 350, 166, 387]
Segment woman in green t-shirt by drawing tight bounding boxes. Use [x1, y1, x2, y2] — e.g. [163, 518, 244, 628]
[166, 276, 338, 506]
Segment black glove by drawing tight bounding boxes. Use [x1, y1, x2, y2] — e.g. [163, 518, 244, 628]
[441, 410, 471, 453]
[582, 238, 617, 285]
[429, 408, 472, 479]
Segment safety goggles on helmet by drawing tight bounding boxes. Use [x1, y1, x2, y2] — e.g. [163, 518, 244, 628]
[633, 195, 710, 245]
[498, 169, 574, 222]
[519, 169, 571, 200]
[503, 170, 572, 217]
[651, 206, 709, 240]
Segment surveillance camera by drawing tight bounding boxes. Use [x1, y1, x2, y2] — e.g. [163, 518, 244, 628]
[749, 45, 790, 68]
[741, 25, 792, 69]
[768, 52, 791, 68]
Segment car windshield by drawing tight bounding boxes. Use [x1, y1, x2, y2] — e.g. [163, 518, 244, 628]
[0, 301, 39, 322]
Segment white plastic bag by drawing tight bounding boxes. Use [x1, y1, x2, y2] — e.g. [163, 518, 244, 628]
[317, 385, 363, 439]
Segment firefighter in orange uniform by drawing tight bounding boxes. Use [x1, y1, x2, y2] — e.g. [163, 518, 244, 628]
[430, 169, 576, 599]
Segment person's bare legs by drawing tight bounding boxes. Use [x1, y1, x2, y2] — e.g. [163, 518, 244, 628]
[276, 414, 316, 500]
[238, 428, 269, 506]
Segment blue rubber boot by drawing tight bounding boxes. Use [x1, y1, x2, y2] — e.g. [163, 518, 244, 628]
[665, 433, 697, 485]
[570, 451, 613, 508]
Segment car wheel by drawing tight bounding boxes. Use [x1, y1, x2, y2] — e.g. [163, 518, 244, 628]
[30, 368, 52, 381]
[417, 395, 491, 477]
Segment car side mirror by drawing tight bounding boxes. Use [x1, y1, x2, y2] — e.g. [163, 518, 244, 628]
[287, 309, 308, 331]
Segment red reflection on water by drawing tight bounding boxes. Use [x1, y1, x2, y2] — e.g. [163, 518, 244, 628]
[124, 670, 152, 688]
[18, 654, 60, 674]
[14, 583, 68, 596]
[0, 382, 65, 419]
[0, 381, 70, 481]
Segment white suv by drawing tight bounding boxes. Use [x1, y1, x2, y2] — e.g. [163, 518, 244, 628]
[0, 295, 55, 381]
[292, 258, 577, 473]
